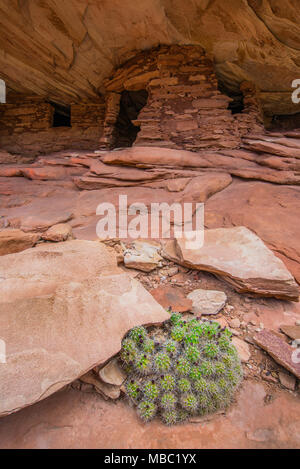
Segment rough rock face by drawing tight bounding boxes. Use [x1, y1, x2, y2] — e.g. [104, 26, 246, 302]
[0, 1, 299, 117]
[0, 229, 39, 255]
[162, 227, 299, 301]
[0, 240, 169, 416]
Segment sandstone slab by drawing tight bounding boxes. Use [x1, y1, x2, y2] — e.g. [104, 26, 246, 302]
[149, 285, 192, 313]
[0, 229, 40, 256]
[187, 289, 227, 316]
[254, 329, 300, 379]
[0, 240, 169, 416]
[278, 371, 296, 391]
[204, 180, 300, 284]
[165, 227, 299, 301]
[280, 325, 300, 341]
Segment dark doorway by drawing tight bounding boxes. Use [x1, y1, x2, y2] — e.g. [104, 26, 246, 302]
[270, 112, 300, 131]
[114, 90, 148, 147]
[227, 94, 244, 114]
[51, 102, 71, 127]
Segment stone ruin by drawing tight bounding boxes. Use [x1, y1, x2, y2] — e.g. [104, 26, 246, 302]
[0, 45, 264, 156]
[100, 45, 264, 151]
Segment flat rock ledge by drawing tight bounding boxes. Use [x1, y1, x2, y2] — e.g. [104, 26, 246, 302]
[0, 240, 169, 417]
[162, 226, 299, 301]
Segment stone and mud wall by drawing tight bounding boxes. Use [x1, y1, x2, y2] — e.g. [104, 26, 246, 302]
[100, 45, 264, 151]
[0, 94, 105, 156]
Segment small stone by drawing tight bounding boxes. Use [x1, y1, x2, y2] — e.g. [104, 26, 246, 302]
[229, 318, 241, 329]
[124, 240, 162, 272]
[216, 317, 228, 328]
[232, 337, 251, 362]
[42, 223, 74, 242]
[278, 371, 296, 391]
[261, 370, 277, 384]
[80, 371, 121, 400]
[187, 289, 227, 316]
[99, 358, 127, 387]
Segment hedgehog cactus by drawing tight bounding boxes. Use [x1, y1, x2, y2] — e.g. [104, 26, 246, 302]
[121, 315, 243, 426]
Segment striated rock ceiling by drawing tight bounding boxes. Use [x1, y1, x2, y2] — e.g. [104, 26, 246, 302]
[0, 0, 300, 116]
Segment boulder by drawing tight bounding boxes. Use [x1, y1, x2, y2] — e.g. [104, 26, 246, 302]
[0, 229, 40, 256]
[0, 240, 169, 416]
[187, 289, 227, 316]
[41, 223, 74, 242]
[162, 226, 299, 301]
[123, 240, 162, 272]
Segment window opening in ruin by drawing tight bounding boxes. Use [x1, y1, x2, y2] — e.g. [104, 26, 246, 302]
[0, 79, 6, 103]
[270, 112, 300, 131]
[51, 102, 71, 127]
[114, 90, 148, 147]
[227, 94, 244, 114]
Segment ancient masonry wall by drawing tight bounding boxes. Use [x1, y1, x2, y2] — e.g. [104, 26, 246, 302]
[0, 94, 105, 155]
[101, 45, 264, 151]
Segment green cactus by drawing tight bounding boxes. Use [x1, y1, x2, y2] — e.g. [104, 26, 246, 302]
[189, 365, 203, 381]
[143, 381, 160, 401]
[175, 357, 191, 376]
[121, 315, 243, 426]
[170, 312, 183, 326]
[154, 352, 171, 373]
[161, 392, 177, 410]
[171, 325, 186, 342]
[178, 378, 191, 393]
[125, 380, 140, 400]
[137, 401, 157, 422]
[135, 353, 152, 375]
[129, 326, 148, 344]
[160, 374, 176, 392]
[164, 340, 177, 354]
[185, 345, 201, 363]
[193, 377, 208, 393]
[181, 393, 198, 413]
[162, 409, 178, 426]
[203, 342, 220, 359]
[143, 338, 155, 354]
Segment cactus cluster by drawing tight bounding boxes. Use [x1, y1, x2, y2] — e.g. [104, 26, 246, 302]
[121, 314, 243, 425]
